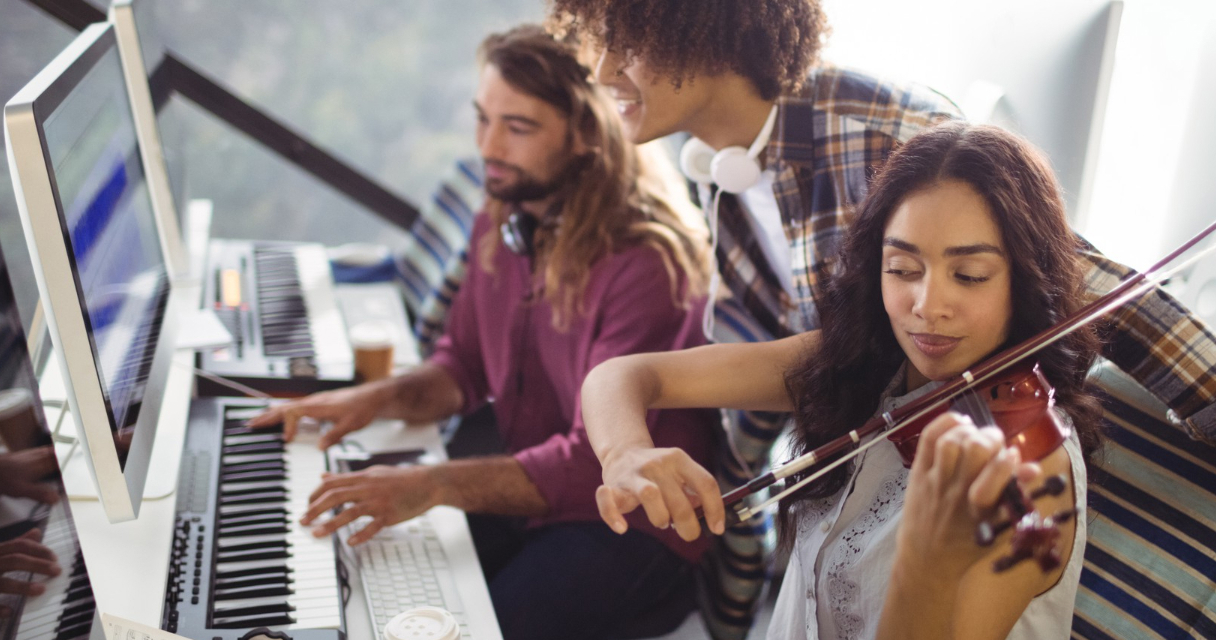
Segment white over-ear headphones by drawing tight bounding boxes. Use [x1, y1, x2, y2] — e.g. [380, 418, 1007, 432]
[679, 105, 778, 194]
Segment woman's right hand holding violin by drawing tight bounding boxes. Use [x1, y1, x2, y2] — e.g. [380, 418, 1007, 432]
[596, 445, 726, 541]
[879, 411, 1077, 640]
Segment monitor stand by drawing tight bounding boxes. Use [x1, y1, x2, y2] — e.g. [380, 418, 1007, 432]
[38, 347, 190, 503]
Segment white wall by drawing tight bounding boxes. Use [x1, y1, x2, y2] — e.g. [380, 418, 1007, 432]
[820, 0, 1216, 271]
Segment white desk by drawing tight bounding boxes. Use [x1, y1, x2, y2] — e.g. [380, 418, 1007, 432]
[43, 280, 502, 640]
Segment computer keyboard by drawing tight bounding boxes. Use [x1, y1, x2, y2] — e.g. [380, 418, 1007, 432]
[342, 516, 472, 638]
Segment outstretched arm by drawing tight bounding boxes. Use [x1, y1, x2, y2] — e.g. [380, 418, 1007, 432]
[581, 331, 818, 539]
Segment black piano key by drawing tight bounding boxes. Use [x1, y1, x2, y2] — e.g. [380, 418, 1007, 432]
[215, 565, 292, 580]
[220, 484, 287, 498]
[216, 549, 292, 563]
[221, 471, 289, 484]
[219, 491, 289, 507]
[218, 511, 290, 527]
[217, 539, 289, 553]
[224, 423, 282, 436]
[212, 584, 293, 601]
[218, 506, 290, 522]
[54, 620, 95, 640]
[222, 442, 286, 456]
[212, 602, 296, 619]
[220, 460, 287, 474]
[211, 614, 296, 629]
[65, 582, 91, 602]
[61, 600, 96, 619]
[218, 525, 291, 539]
[214, 575, 292, 591]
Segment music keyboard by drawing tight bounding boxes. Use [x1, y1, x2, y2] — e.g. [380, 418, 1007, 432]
[162, 397, 345, 640]
[199, 240, 352, 396]
[7, 500, 96, 640]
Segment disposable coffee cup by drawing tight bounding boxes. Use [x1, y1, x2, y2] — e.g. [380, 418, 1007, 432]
[383, 606, 460, 640]
[0, 388, 39, 451]
[350, 321, 395, 382]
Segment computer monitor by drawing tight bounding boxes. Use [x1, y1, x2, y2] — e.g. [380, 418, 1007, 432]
[4, 22, 184, 522]
[0, 223, 103, 639]
[109, 0, 189, 280]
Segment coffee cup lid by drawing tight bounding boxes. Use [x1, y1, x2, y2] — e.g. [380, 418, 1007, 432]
[0, 388, 34, 421]
[349, 321, 395, 349]
[383, 606, 459, 640]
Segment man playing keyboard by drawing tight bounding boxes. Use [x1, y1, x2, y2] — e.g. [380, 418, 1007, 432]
[249, 24, 717, 640]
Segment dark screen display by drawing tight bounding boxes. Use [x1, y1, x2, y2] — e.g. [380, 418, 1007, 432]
[0, 241, 98, 640]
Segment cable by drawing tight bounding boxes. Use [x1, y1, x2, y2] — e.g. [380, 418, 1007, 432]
[170, 359, 272, 399]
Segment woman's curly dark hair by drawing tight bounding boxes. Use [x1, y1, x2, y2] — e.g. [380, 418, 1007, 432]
[547, 0, 828, 100]
[778, 122, 1103, 542]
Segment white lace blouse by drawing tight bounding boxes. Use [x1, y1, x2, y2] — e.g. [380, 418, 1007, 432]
[766, 374, 1087, 640]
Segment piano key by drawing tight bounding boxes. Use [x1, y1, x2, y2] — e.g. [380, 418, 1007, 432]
[219, 492, 289, 507]
[216, 528, 289, 542]
[215, 565, 292, 580]
[216, 549, 292, 564]
[211, 614, 296, 629]
[217, 537, 289, 553]
[220, 483, 288, 497]
[219, 505, 289, 521]
[218, 513, 290, 529]
[213, 585, 293, 601]
[222, 442, 286, 456]
[212, 602, 296, 618]
[220, 460, 287, 474]
[214, 575, 292, 591]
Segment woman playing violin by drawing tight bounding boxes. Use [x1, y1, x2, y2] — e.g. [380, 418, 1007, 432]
[580, 121, 1102, 639]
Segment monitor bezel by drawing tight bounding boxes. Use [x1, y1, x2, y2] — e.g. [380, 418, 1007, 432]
[110, 0, 189, 282]
[4, 22, 183, 523]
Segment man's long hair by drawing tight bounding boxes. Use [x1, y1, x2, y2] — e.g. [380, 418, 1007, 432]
[778, 122, 1102, 539]
[477, 25, 709, 328]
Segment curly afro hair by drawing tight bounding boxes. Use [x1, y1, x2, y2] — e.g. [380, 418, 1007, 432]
[547, 0, 828, 100]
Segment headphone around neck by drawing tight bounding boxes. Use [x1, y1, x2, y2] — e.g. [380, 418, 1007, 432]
[502, 203, 564, 258]
[678, 105, 779, 194]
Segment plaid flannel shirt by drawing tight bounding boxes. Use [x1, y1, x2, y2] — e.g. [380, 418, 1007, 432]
[699, 64, 1216, 640]
[717, 64, 1216, 436]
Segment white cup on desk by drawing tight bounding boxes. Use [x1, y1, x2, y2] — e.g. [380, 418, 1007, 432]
[384, 606, 461, 640]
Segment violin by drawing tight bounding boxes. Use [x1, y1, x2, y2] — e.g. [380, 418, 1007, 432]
[698, 219, 1216, 571]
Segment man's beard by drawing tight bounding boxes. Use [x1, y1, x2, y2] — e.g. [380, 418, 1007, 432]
[483, 154, 591, 204]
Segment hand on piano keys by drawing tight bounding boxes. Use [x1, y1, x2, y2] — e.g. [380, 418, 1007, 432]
[299, 465, 441, 546]
[3, 501, 95, 640]
[245, 385, 384, 447]
[0, 447, 61, 505]
[0, 529, 60, 597]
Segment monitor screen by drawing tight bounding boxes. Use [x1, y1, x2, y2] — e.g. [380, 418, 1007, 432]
[42, 46, 169, 457]
[0, 233, 103, 640]
[5, 22, 181, 522]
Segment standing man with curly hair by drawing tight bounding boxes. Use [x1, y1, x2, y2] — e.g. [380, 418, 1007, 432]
[549, 1, 1216, 637]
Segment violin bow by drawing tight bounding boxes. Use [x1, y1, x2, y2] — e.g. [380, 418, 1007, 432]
[715, 219, 1216, 525]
